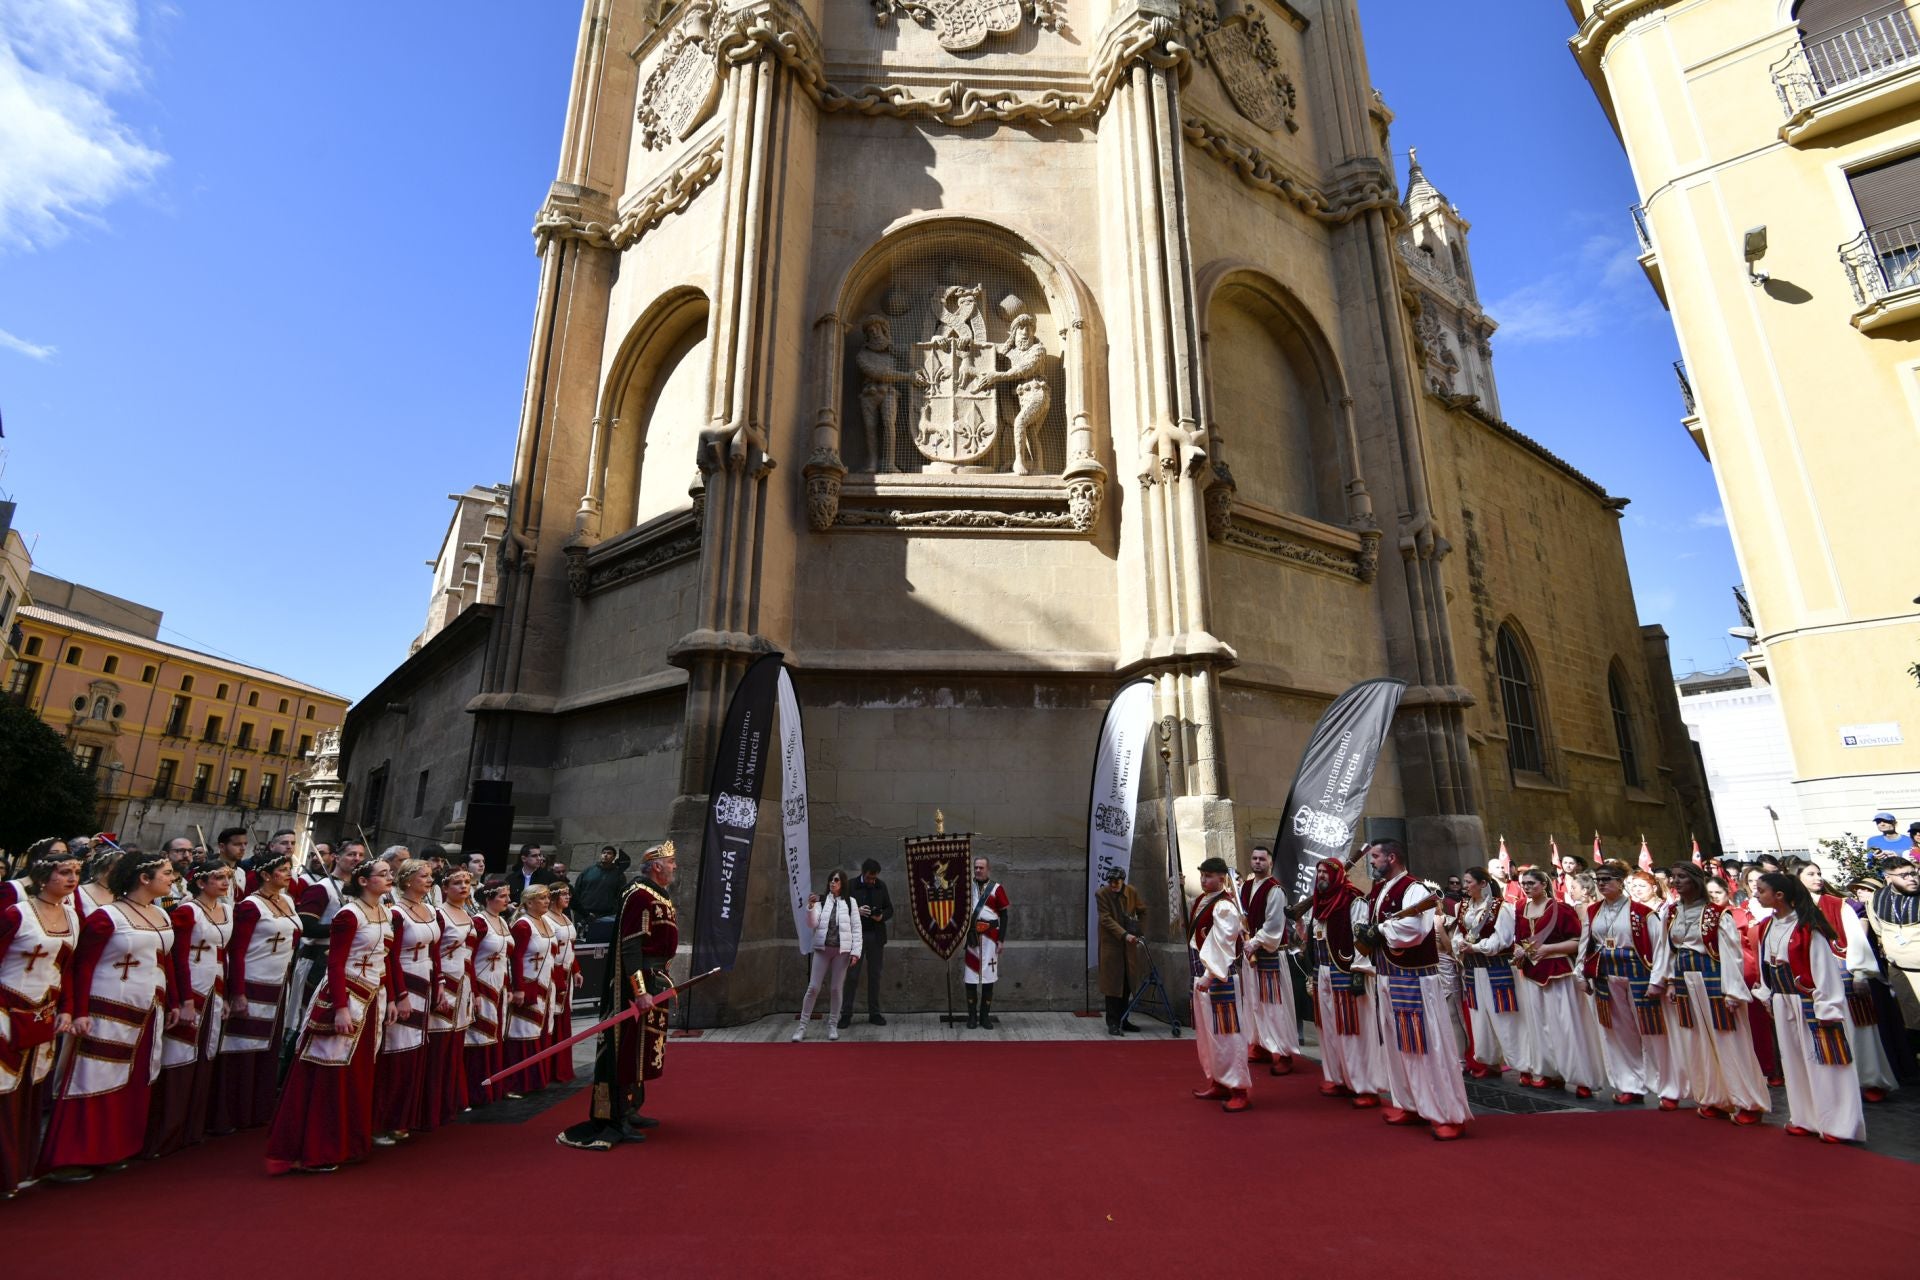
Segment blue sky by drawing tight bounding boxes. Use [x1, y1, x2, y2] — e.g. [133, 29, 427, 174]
[0, 1, 1742, 700]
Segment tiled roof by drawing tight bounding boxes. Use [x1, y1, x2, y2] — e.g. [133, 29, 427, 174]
[17, 603, 348, 703]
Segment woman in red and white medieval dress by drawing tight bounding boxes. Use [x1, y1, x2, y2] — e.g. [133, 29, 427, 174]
[210, 847, 302, 1132]
[0, 838, 66, 911]
[500, 884, 558, 1096]
[1754, 872, 1866, 1143]
[146, 860, 234, 1156]
[1511, 867, 1605, 1098]
[38, 851, 182, 1182]
[426, 867, 477, 1126]
[71, 849, 117, 925]
[0, 845, 82, 1197]
[1452, 866, 1523, 1078]
[372, 859, 440, 1144]
[1663, 862, 1770, 1124]
[265, 859, 399, 1175]
[1795, 859, 1899, 1102]
[546, 880, 583, 1084]
[464, 878, 514, 1108]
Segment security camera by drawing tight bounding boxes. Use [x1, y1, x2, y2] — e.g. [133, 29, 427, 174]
[1743, 226, 1769, 286]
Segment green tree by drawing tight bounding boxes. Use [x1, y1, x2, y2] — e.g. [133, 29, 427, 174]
[0, 698, 98, 867]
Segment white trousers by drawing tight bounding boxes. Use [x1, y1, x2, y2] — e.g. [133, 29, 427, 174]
[1594, 976, 1681, 1100]
[1375, 969, 1471, 1125]
[1192, 983, 1251, 1089]
[1243, 955, 1300, 1056]
[1513, 978, 1606, 1091]
[1669, 977, 1771, 1113]
[1314, 967, 1386, 1096]
[799, 948, 851, 1024]
[1772, 994, 1866, 1141]
[1462, 966, 1524, 1072]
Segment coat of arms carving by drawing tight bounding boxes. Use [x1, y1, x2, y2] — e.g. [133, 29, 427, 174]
[913, 285, 1001, 468]
[871, 0, 1063, 54]
[638, 0, 723, 151]
[1182, 0, 1299, 134]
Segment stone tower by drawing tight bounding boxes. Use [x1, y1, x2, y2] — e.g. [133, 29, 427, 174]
[428, 0, 1708, 1021]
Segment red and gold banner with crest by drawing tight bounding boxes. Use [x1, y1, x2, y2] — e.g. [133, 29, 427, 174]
[905, 834, 971, 961]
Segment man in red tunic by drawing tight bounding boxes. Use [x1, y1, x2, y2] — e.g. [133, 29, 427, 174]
[558, 843, 679, 1152]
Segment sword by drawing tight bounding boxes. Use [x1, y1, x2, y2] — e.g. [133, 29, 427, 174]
[481, 966, 722, 1087]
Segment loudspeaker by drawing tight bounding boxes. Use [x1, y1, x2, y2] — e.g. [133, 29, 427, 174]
[464, 800, 516, 875]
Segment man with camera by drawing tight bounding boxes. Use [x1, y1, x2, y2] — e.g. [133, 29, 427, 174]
[839, 858, 894, 1028]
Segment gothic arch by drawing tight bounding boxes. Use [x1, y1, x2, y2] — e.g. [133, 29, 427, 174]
[1606, 657, 1642, 789]
[586, 286, 712, 537]
[1194, 262, 1368, 526]
[1494, 619, 1552, 780]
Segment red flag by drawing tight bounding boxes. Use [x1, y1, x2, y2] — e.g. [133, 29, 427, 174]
[1691, 834, 1704, 867]
[1593, 830, 1604, 861]
[1497, 835, 1511, 879]
[1637, 834, 1653, 874]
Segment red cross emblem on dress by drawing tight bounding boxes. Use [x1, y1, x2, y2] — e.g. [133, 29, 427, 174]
[19, 943, 49, 974]
[266, 934, 285, 955]
[112, 954, 141, 982]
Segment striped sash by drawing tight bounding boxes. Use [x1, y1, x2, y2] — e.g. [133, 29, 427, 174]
[1592, 945, 1667, 1036]
[1461, 954, 1518, 1014]
[1670, 949, 1736, 1032]
[1252, 950, 1284, 1003]
[1316, 939, 1363, 1036]
[1380, 958, 1434, 1056]
[1764, 960, 1852, 1068]
[1846, 981, 1877, 1028]
[1205, 977, 1240, 1036]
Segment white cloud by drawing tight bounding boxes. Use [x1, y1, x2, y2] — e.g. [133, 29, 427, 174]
[0, 328, 56, 360]
[1689, 507, 1727, 528]
[1485, 230, 1644, 345]
[0, 1, 166, 250]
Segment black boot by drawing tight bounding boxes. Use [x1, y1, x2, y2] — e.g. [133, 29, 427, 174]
[965, 987, 978, 1029]
[1105, 996, 1123, 1036]
[979, 983, 996, 1030]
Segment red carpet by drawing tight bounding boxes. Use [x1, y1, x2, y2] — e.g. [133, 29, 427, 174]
[4, 1040, 1916, 1277]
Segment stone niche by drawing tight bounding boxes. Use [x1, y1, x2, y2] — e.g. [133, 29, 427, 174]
[803, 216, 1108, 535]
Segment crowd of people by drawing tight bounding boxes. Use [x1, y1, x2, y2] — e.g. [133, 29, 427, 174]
[1172, 835, 1918, 1146]
[0, 830, 623, 1196]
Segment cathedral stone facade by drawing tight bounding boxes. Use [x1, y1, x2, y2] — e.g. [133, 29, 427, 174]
[339, 0, 1714, 1021]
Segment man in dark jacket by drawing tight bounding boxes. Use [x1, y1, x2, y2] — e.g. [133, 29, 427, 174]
[840, 859, 894, 1027]
[574, 845, 632, 922]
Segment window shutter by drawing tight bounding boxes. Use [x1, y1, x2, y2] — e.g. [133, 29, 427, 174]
[1797, 0, 1907, 36]
[1850, 153, 1920, 231]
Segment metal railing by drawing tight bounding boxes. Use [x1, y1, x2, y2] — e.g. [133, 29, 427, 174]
[1773, 3, 1920, 115]
[1840, 217, 1920, 305]
[1673, 360, 1696, 417]
[1630, 203, 1652, 253]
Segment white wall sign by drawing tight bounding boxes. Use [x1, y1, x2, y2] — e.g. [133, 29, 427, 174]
[1839, 722, 1903, 749]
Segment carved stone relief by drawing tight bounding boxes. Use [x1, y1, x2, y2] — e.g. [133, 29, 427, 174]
[637, 0, 723, 151]
[1182, 0, 1299, 134]
[871, 0, 1064, 53]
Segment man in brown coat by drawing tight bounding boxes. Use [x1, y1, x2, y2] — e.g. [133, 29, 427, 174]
[1097, 865, 1148, 1035]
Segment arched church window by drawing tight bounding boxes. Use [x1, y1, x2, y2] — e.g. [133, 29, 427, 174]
[1608, 664, 1641, 789]
[597, 291, 712, 533]
[1205, 281, 1333, 520]
[1496, 623, 1547, 776]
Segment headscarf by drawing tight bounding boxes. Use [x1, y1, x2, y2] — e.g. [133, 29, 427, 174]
[1310, 858, 1360, 972]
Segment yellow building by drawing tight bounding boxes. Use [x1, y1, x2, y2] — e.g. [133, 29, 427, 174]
[1570, 0, 1920, 841]
[8, 572, 349, 846]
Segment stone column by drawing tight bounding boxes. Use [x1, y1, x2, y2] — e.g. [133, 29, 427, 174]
[1110, 21, 1239, 881]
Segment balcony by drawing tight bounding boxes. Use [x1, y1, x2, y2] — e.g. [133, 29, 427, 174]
[1772, 4, 1920, 144]
[1629, 203, 1666, 306]
[1839, 219, 1920, 331]
[1674, 360, 1708, 460]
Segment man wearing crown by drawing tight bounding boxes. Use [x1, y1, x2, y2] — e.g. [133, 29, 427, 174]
[558, 842, 679, 1152]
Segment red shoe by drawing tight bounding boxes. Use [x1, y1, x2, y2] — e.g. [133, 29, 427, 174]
[1318, 1080, 1349, 1098]
[1696, 1106, 1724, 1120]
[1270, 1055, 1294, 1077]
[1784, 1124, 1811, 1137]
[1819, 1133, 1844, 1144]
[1517, 1073, 1537, 1087]
[1193, 1083, 1231, 1100]
[1766, 1076, 1784, 1088]
[1657, 1099, 1679, 1112]
[1221, 1089, 1251, 1113]
[1864, 1088, 1887, 1103]
[1467, 1064, 1490, 1080]
[1248, 1045, 1272, 1063]
[1574, 1086, 1593, 1100]
[1382, 1106, 1417, 1125]
[1351, 1093, 1381, 1110]
[1612, 1093, 1640, 1106]
[1733, 1109, 1763, 1127]
[1431, 1123, 1466, 1141]
[1540, 1077, 1564, 1090]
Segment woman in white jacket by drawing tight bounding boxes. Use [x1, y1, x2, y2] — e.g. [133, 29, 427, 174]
[793, 870, 862, 1042]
